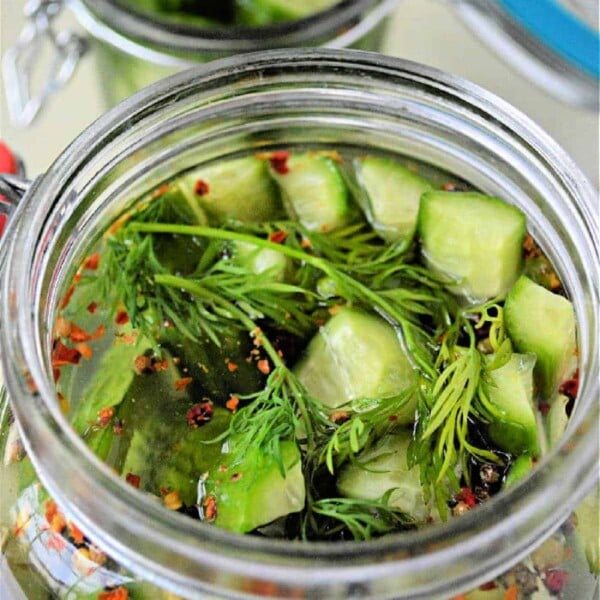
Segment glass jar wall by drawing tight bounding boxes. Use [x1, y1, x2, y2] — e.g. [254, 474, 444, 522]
[0, 50, 598, 599]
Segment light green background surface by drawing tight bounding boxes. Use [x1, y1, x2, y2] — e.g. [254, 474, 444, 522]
[0, 0, 598, 186]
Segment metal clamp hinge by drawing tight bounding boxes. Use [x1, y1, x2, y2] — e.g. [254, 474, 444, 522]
[3, 0, 89, 127]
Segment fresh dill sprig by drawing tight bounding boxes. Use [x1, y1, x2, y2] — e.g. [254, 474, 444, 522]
[410, 302, 512, 517]
[321, 388, 416, 474]
[303, 491, 415, 541]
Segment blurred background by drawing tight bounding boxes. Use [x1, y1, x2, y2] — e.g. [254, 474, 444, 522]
[1, 0, 598, 185]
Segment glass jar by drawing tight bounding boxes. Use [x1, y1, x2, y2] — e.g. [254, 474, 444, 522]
[0, 49, 598, 600]
[4, 0, 396, 126]
[454, 0, 599, 109]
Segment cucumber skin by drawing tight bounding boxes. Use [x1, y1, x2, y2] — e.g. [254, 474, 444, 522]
[337, 432, 432, 522]
[504, 276, 577, 400]
[269, 153, 352, 233]
[294, 307, 418, 423]
[485, 353, 540, 456]
[181, 156, 283, 225]
[417, 191, 526, 302]
[356, 156, 433, 243]
[202, 440, 305, 533]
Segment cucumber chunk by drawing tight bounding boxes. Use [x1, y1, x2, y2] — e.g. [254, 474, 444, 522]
[504, 454, 535, 487]
[181, 156, 283, 225]
[268, 152, 352, 233]
[485, 353, 540, 456]
[294, 308, 417, 423]
[504, 276, 577, 399]
[417, 191, 526, 302]
[337, 432, 432, 522]
[546, 393, 570, 448]
[231, 241, 293, 283]
[202, 439, 304, 533]
[355, 156, 433, 242]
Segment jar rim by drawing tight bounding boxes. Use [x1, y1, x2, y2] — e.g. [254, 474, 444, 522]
[74, 0, 383, 55]
[2, 49, 598, 598]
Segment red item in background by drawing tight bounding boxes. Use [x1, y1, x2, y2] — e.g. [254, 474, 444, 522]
[0, 142, 19, 175]
[0, 141, 20, 238]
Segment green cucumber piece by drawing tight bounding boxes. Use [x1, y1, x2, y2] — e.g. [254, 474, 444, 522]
[181, 156, 283, 225]
[355, 156, 433, 242]
[70, 330, 153, 435]
[417, 191, 526, 301]
[232, 241, 292, 282]
[202, 439, 304, 533]
[546, 393, 570, 448]
[504, 276, 577, 399]
[269, 153, 352, 233]
[504, 454, 535, 487]
[337, 432, 432, 522]
[485, 353, 540, 456]
[294, 307, 418, 422]
[122, 407, 230, 506]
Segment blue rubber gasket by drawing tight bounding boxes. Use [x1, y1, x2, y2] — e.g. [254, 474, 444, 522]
[498, 0, 599, 79]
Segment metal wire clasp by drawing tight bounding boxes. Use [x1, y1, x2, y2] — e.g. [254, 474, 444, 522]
[3, 0, 88, 127]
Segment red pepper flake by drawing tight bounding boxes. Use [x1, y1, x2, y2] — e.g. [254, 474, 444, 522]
[388, 415, 398, 423]
[107, 212, 132, 235]
[330, 410, 350, 424]
[98, 587, 129, 600]
[24, 372, 38, 393]
[92, 324, 106, 340]
[125, 473, 141, 489]
[257, 359, 271, 375]
[49, 511, 67, 534]
[150, 183, 170, 199]
[69, 323, 90, 342]
[134, 355, 153, 375]
[52, 340, 82, 366]
[268, 230, 287, 244]
[97, 407, 114, 427]
[456, 487, 477, 508]
[153, 358, 169, 372]
[44, 500, 59, 524]
[115, 311, 129, 326]
[539, 401, 551, 416]
[559, 369, 579, 400]
[61, 284, 76, 309]
[503, 585, 519, 600]
[113, 419, 124, 435]
[83, 253, 100, 271]
[268, 151, 290, 175]
[194, 179, 210, 196]
[227, 361, 238, 372]
[55, 316, 72, 338]
[203, 494, 217, 522]
[226, 396, 240, 413]
[187, 401, 214, 428]
[230, 472, 243, 482]
[46, 534, 67, 551]
[53, 367, 61, 382]
[175, 377, 193, 391]
[87, 301, 98, 314]
[163, 490, 183, 511]
[479, 581, 497, 591]
[57, 392, 70, 414]
[68, 521, 85, 545]
[301, 237, 311, 249]
[544, 569, 569, 595]
[76, 343, 93, 360]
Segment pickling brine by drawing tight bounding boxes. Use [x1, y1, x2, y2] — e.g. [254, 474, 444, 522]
[2, 146, 597, 599]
